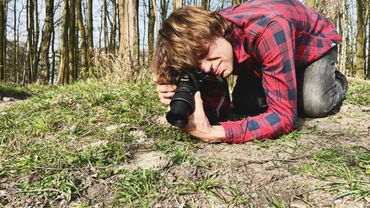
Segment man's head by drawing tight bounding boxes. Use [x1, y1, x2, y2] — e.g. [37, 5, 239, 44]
[152, 6, 233, 84]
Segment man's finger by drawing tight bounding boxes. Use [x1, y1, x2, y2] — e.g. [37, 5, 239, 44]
[156, 84, 176, 93]
[194, 91, 203, 107]
[161, 92, 175, 98]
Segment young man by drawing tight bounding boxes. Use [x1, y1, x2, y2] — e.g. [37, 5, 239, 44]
[152, 0, 348, 144]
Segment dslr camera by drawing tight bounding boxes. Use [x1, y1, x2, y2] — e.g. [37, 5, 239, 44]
[166, 70, 227, 127]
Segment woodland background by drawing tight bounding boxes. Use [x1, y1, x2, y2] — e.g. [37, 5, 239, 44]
[0, 0, 369, 207]
[0, 0, 369, 85]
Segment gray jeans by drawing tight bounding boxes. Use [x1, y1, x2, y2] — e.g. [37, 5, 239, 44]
[232, 47, 348, 118]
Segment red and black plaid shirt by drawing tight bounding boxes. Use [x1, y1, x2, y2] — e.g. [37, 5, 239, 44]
[217, 0, 341, 143]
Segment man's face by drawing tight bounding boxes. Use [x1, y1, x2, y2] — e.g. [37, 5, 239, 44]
[199, 37, 234, 78]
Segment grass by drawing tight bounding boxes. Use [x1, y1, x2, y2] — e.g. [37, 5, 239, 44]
[117, 168, 160, 206]
[227, 181, 253, 206]
[266, 195, 285, 208]
[0, 76, 369, 206]
[292, 144, 369, 200]
[345, 79, 370, 106]
[0, 77, 193, 206]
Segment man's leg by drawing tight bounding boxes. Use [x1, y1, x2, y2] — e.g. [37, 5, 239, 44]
[297, 47, 348, 117]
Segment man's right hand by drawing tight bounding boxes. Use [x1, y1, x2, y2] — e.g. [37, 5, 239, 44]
[156, 84, 177, 106]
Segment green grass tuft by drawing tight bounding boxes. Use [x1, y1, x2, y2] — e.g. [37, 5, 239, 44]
[345, 79, 370, 106]
[117, 168, 160, 206]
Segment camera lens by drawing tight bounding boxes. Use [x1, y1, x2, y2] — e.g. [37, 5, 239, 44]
[166, 101, 192, 127]
[166, 90, 195, 127]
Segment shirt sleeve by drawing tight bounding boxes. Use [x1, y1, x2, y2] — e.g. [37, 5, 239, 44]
[220, 16, 297, 144]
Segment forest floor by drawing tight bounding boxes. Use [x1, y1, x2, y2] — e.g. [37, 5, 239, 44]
[0, 77, 369, 207]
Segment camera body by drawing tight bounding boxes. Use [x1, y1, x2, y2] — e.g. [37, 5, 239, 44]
[166, 70, 227, 127]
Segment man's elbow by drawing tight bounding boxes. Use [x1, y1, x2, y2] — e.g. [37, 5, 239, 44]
[281, 114, 296, 134]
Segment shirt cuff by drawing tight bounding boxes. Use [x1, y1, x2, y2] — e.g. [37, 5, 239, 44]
[220, 120, 249, 144]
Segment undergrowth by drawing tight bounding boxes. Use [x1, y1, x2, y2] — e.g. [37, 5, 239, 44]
[0, 76, 369, 206]
[0, 76, 194, 206]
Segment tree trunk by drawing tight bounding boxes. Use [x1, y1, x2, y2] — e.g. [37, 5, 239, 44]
[355, 0, 365, 79]
[232, 0, 241, 5]
[147, 0, 155, 62]
[316, 0, 340, 22]
[367, 3, 370, 79]
[26, 0, 37, 83]
[347, 4, 355, 76]
[201, 0, 209, 9]
[87, 0, 94, 77]
[51, 21, 55, 85]
[57, 0, 70, 84]
[34, 0, 40, 81]
[160, 0, 169, 23]
[0, 0, 6, 81]
[38, 0, 54, 84]
[339, 0, 348, 74]
[173, 0, 182, 10]
[13, 0, 18, 82]
[69, 0, 77, 82]
[305, 0, 315, 9]
[99, 7, 103, 50]
[76, 0, 87, 77]
[103, 0, 108, 53]
[119, 0, 139, 72]
[110, 0, 118, 53]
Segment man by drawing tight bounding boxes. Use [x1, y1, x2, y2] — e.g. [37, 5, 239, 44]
[152, 0, 348, 144]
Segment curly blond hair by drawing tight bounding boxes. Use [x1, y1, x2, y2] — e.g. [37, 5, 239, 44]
[151, 6, 232, 84]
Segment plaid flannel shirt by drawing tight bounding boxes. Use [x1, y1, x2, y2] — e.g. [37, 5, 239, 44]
[217, 0, 341, 143]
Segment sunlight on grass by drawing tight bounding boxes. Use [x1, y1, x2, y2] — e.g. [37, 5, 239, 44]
[117, 168, 159, 206]
[293, 145, 370, 200]
[345, 79, 370, 106]
[1, 77, 369, 206]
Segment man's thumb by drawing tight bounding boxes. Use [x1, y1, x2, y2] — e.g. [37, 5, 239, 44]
[194, 91, 203, 106]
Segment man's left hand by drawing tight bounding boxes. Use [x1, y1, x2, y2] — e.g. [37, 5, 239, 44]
[182, 91, 226, 143]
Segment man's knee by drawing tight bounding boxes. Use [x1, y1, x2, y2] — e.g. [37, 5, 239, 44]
[302, 95, 334, 117]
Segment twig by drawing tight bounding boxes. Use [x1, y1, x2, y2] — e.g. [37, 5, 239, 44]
[243, 155, 311, 165]
[16, 188, 66, 195]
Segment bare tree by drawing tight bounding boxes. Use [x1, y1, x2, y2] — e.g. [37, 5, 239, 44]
[0, 0, 6, 81]
[305, 0, 315, 9]
[173, 0, 183, 10]
[355, 0, 365, 79]
[232, 0, 242, 5]
[57, 0, 70, 84]
[160, 0, 170, 23]
[69, 0, 77, 82]
[87, 0, 94, 77]
[339, 0, 349, 74]
[119, 0, 139, 71]
[34, 0, 40, 80]
[38, 0, 54, 84]
[110, 0, 118, 53]
[76, 0, 88, 77]
[104, 0, 109, 53]
[147, 0, 156, 62]
[365, 0, 369, 79]
[316, 0, 340, 21]
[26, 0, 36, 83]
[13, 0, 18, 82]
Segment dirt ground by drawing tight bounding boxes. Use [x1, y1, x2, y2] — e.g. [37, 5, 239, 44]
[1, 96, 369, 207]
[107, 103, 369, 207]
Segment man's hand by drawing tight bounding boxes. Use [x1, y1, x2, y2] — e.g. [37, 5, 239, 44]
[182, 91, 226, 143]
[156, 84, 176, 106]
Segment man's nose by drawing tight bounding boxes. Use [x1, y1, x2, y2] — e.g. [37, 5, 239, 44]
[201, 62, 212, 73]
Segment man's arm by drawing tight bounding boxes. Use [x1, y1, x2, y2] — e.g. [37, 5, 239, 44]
[220, 16, 297, 143]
